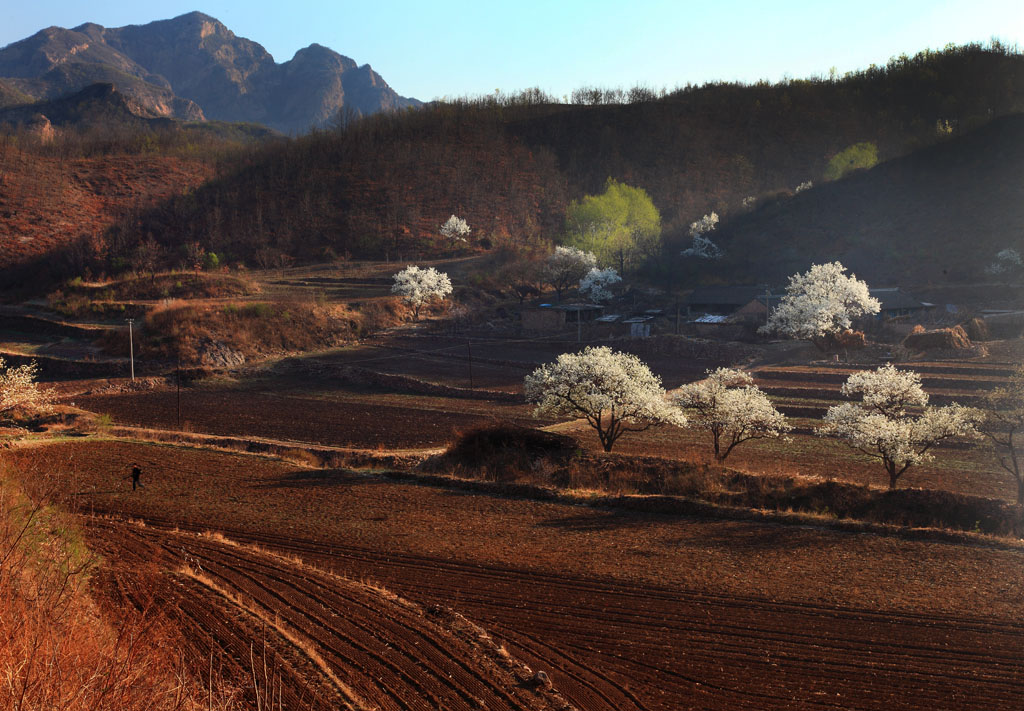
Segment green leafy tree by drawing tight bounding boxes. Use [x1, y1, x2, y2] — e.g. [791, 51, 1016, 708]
[564, 178, 661, 273]
[824, 142, 879, 181]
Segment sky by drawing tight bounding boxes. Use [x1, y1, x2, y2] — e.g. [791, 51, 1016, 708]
[2, 1, 1022, 101]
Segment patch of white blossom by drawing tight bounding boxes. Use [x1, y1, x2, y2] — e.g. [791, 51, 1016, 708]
[761, 261, 880, 340]
[440, 215, 471, 244]
[672, 368, 790, 461]
[525, 346, 685, 451]
[817, 365, 978, 485]
[0, 358, 54, 416]
[543, 246, 597, 297]
[986, 247, 1023, 275]
[579, 267, 621, 303]
[681, 212, 723, 259]
[391, 265, 453, 319]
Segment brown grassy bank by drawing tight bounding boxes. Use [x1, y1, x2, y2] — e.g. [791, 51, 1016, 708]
[425, 424, 1024, 536]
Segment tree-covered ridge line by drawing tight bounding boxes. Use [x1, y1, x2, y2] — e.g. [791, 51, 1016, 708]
[5, 42, 1024, 290]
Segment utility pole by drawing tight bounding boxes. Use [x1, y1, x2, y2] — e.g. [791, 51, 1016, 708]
[176, 353, 182, 430]
[466, 338, 474, 390]
[126, 317, 135, 382]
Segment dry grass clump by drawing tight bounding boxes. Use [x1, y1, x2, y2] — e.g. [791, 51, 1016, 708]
[353, 296, 410, 332]
[428, 423, 580, 482]
[430, 425, 1024, 535]
[0, 474, 239, 710]
[48, 273, 257, 318]
[77, 271, 255, 301]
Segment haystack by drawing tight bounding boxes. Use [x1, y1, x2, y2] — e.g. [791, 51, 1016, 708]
[902, 324, 972, 351]
[960, 317, 989, 342]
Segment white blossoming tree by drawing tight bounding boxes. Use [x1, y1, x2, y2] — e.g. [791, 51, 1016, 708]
[579, 267, 621, 303]
[986, 247, 1023, 276]
[543, 246, 597, 301]
[440, 215, 471, 246]
[817, 364, 977, 489]
[681, 211, 722, 259]
[976, 366, 1024, 504]
[761, 261, 880, 350]
[673, 368, 790, 462]
[391, 265, 454, 321]
[0, 358, 54, 419]
[524, 346, 685, 452]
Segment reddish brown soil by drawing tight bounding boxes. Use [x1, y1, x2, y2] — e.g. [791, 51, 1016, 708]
[16, 440, 1024, 711]
[74, 388, 532, 448]
[0, 152, 213, 268]
[86, 519, 568, 711]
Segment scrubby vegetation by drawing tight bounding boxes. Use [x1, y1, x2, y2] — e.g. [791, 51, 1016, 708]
[48, 272, 258, 317]
[101, 298, 362, 366]
[0, 473, 234, 710]
[431, 424, 1024, 536]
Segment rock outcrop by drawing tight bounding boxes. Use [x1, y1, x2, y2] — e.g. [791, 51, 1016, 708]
[0, 12, 420, 133]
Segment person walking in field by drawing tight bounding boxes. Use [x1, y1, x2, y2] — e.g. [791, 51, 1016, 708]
[130, 463, 143, 491]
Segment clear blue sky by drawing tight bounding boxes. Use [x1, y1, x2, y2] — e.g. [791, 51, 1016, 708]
[2, 1, 1022, 101]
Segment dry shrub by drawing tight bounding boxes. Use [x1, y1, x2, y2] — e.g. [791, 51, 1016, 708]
[431, 424, 579, 482]
[960, 317, 990, 341]
[355, 297, 409, 333]
[67, 272, 258, 301]
[280, 448, 325, 468]
[834, 329, 866, 349]
[0, 475, 237, 711]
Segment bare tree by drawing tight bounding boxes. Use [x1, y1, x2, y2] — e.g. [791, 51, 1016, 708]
[976, 367, 1024, 504]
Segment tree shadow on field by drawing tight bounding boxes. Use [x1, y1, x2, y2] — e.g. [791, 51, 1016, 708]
[258, 468, 382, 489]
[537, 510, 669, 532]
[670, 521, 832, 552]
[540, 509, 833, 551]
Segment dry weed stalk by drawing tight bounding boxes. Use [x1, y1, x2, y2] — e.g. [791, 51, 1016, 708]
[0, 478, 237, 711]
[180, 564, 365, 710]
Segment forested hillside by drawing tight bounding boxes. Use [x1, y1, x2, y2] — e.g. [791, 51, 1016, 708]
[709, 112, 1024, 285]
[5, 42, 1024, 289]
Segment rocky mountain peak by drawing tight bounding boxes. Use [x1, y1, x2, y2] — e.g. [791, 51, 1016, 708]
[0, 13, 420, 132]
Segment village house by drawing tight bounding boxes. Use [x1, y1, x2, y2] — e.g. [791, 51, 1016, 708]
[521, 303, 605, 332]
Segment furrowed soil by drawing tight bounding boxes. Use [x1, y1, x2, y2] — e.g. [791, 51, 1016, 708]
[17, 439, 1024, 711]
[86, 519, 570, 711]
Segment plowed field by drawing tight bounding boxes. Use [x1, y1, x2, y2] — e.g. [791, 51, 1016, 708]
[86, 519, 569, 711]
[16, 440, 1024, 710]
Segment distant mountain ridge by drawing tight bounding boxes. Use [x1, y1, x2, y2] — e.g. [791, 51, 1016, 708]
[0, 11, 420, 133]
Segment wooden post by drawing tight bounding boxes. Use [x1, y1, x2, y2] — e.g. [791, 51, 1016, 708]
[127, 317, 135, 382]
